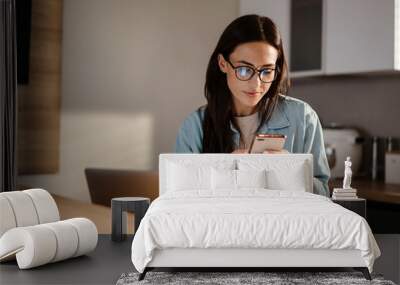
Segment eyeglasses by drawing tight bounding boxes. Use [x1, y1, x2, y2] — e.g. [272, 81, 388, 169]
[226, 59, 278, 83]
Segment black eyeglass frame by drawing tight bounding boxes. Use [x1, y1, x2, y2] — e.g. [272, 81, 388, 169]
[225, 59, 279, 83]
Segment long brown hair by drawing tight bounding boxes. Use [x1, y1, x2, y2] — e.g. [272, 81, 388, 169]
[202, 15, 289, 153]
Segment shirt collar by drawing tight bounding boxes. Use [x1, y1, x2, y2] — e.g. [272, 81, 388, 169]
[230, 102, 290, 134]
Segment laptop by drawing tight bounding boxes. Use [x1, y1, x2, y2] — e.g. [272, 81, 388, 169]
[85, 168, 159, 207]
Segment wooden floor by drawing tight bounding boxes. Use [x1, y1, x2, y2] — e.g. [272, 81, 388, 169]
[52, 194, 134, 234]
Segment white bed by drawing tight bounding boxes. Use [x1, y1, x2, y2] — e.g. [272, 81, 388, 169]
[131, 154, 380, 280]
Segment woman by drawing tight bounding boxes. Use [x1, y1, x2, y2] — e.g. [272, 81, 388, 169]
[175, 15, 330, 197]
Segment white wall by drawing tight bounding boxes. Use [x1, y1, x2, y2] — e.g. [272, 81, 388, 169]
[18, 0, 238, 202]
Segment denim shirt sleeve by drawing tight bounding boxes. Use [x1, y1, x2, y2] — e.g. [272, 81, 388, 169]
[175, 109, 204, 153]
[303, 104, 331, 197]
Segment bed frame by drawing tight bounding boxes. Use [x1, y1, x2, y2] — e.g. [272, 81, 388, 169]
[138, 154, 372, 281]
[140, 248, 371, 280]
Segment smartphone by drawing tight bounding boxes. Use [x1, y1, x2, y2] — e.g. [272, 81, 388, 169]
[249, 134, 287, 153]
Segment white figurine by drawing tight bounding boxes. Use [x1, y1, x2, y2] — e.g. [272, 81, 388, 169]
[343, 156, 352, 189]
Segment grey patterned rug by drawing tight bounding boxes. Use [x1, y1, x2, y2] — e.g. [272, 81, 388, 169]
[116, 271, 396, 285]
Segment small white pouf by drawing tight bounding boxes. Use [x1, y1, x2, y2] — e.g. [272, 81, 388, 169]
[0, 191, 40, 228]
[0, 218, 98, 269]
[0, 189, 60, 237]
[0, 195, 17, 237]
[23, 188, 60, 224]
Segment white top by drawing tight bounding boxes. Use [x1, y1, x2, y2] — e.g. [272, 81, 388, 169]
[234, 112, 259, 149]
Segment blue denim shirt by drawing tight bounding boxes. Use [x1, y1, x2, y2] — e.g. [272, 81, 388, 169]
[175, 95, 331, 197]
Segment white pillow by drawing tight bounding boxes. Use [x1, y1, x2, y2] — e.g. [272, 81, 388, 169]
[211, 168, 267, 190]
[266, 165, 307, 191]
[167, 162, 211, 191]
[211, 168, 236, 190]
[238, 159, 310, 192]
[237, 169, 267, 188]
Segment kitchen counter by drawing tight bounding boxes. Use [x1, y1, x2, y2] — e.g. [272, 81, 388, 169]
[329, 178, 400, 205]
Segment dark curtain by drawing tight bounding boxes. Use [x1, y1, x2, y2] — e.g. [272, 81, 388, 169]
[0, 0, 17, 192]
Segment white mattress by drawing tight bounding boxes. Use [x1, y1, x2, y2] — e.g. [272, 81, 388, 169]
[131, 190, 380, 273]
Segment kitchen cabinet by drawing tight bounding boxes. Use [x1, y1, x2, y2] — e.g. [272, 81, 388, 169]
[239, 0, 400, 77]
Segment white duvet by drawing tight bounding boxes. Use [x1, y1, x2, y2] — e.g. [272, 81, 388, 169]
[131, 190, 380, 273]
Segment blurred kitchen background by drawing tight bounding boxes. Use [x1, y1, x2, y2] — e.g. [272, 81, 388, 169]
[13, 0, 400, 230]
[4, 0, 398, 282]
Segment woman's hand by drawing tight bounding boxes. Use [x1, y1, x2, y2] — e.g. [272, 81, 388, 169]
[231, 149, 249, 154]
[263, 149, 289, 154]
